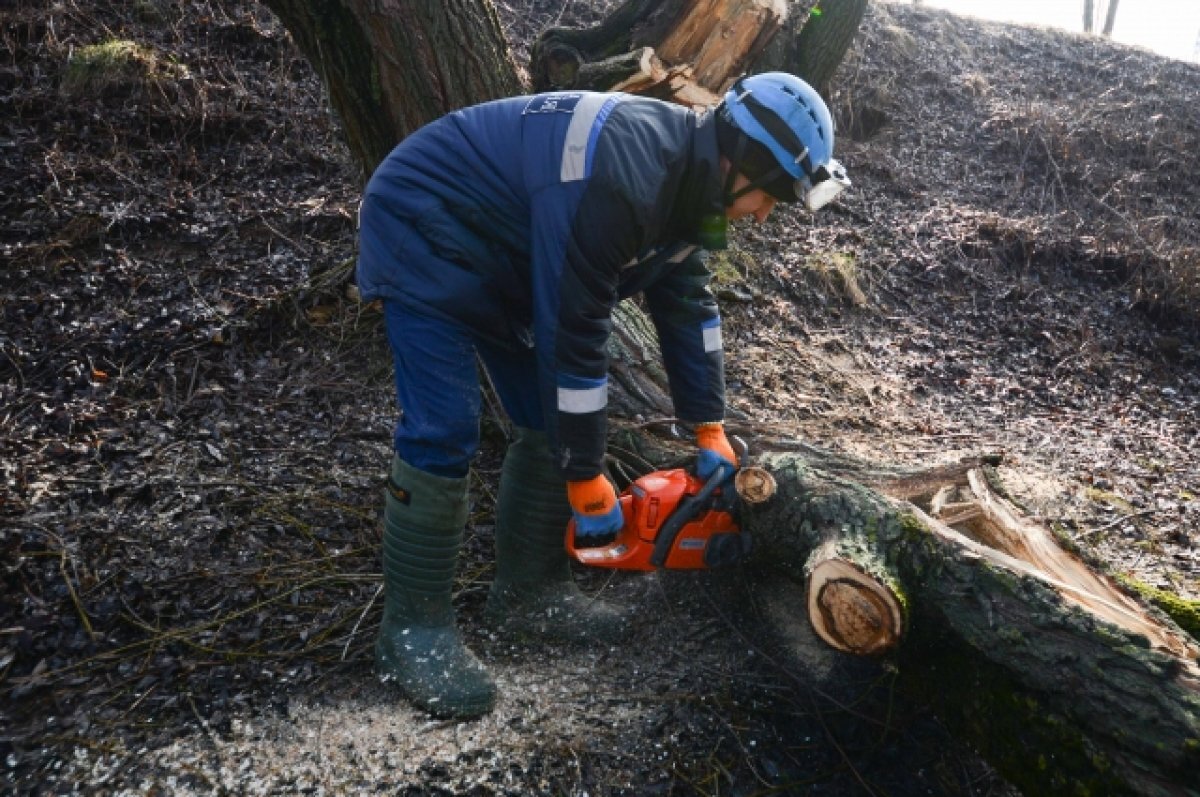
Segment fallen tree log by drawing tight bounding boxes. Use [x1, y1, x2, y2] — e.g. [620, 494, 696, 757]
[604, 290, 1199, 795]
[735, 450, 1200, 797]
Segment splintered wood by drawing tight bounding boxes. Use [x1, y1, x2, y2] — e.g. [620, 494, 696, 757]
[655, 0, 788, 91]
[531, 0, 786, 107]
[920, 469, 1199, 660]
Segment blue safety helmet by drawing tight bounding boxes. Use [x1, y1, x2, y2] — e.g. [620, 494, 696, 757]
[717, 72, 850, 210]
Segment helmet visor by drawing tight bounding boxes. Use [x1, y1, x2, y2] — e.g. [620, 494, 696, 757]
[803, 159, 851, 211]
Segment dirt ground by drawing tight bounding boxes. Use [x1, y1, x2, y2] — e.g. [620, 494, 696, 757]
[2, 0, 1198, 794]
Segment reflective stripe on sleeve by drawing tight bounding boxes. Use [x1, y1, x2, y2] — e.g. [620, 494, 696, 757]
[560, 94, 622, 182]
[701, 318, 723, 353]
[557, 374, 609, 413]
[668, 244, 698, 263]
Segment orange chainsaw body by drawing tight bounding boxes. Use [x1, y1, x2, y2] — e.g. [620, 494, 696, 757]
[565, 468, 745, 571]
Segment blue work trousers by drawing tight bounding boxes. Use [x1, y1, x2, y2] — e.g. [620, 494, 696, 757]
[384, 300, 543, 478]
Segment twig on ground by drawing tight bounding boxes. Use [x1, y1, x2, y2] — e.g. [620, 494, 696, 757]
[343, 583, 382, 661]
[1072, 508, 1156, 542]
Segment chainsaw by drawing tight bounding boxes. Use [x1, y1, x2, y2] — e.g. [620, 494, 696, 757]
[565, 462, 751, 571]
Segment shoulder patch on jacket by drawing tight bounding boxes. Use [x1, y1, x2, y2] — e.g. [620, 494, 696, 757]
[522, 93, 584, 115]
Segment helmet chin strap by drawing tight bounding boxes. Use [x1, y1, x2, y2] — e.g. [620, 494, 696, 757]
[721, 132, 748, 208]
[723, 131, 793, 206]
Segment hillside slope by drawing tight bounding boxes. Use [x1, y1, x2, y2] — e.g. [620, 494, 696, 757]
[1, 1, 1197, 794]
[746, 1, 1199, 590]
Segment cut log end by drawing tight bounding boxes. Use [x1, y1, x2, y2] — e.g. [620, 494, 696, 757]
[807, 559, 904, 655]
[734, 466, 776, 504]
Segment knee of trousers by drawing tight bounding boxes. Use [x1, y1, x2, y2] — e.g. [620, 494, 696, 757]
[393, 424, 478, 480]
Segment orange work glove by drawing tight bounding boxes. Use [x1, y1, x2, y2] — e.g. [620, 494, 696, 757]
[566, 474, 623, 548]
[695, 422, 739, 482]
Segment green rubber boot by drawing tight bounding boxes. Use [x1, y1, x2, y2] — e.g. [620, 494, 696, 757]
[484, 427, 631, 643]
[375, 457, 496, 719]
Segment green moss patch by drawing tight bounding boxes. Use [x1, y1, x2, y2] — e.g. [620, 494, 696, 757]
[1116, 576, 1200, 641]
[62, 39, 187, 98]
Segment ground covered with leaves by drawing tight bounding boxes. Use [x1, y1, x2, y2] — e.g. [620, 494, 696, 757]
[2, 1, 1197, 795]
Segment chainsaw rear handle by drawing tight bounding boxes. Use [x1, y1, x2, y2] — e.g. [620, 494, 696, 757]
[649, 461, 734, 567]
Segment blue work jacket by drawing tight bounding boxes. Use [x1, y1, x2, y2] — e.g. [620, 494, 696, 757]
[357, 92, 728, 480]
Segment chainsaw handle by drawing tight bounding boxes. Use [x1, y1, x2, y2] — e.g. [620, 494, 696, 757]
[649, 461, 734, 567]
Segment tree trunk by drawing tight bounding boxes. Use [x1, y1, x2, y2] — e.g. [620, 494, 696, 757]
[261, 0, 523, 178]
[1102, 0, 1120, 37]
[564, 297, 1200, 794]
[1083, 0, 1096, 34]
[787, 0, 869, 96]
[737, 450, 1200, 797]
[262, 0, 870, 197]
[607, 300, 676, 422]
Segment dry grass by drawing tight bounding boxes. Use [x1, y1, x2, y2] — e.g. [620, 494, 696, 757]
[804, 251, 868, 306]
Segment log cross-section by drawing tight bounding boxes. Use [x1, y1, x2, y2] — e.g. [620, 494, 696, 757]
[807, 551, 904, 654]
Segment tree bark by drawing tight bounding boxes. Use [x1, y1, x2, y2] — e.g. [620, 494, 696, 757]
[606, 300, 675, 422]
[262, 0, 523, 178]
[594, 297, 1200, 793]
[738, 450, 1200, 797]
[786, 0, 869, 96]
[529, 0, 668, 92]
[594, 414, 1200, 794]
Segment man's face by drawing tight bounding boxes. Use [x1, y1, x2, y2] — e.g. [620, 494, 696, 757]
[724, 170, 778, 223]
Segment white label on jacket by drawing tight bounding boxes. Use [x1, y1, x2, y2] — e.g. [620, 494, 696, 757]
[523, 93, 582, 114]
